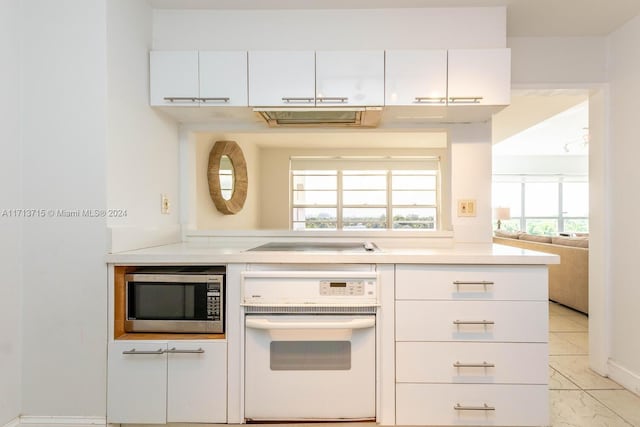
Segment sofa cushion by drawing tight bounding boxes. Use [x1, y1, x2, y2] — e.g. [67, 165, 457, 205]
[494, 230, 521, 239]
[552, 236, 589, 248]
[519, 233, 553, 243]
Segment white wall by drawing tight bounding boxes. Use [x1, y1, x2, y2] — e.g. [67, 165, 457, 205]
[20, 0, 108, 416]
[153, 7, 506, 50]
[0, 0, 22, 423]
[195, 133, 260, 230]
[107, 0, 181, 251]
[493, 155, 588, 176]
[508, 37, 607, 85]
[606, 14, 640, 393]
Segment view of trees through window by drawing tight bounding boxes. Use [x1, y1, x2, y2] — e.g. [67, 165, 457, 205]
[291, 158, 439, 230]
[493, 176, 588, 235]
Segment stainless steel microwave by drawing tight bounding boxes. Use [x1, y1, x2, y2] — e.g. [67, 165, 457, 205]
[125, 266, 224, 334]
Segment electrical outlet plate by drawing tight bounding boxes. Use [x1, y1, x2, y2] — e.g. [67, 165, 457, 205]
[161, 194, 170, 214]
[457, 199, 476, 217]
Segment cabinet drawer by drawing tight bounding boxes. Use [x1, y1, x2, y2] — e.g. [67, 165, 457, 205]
[396, 342, 547, 384]
[396, 300, 548, 342]
[396, 383, 548, 426]
[396, 265, 548, 301]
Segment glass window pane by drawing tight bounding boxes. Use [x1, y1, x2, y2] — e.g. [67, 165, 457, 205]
[392, 175, 436, 190]
[343, 208, 387, 229]
[564, 219, 589, 233]
[343, 190, 386, 205]
[343, 174, 386, 190]
[292, 190, 337, 205]
[525, 183, 558, 216]
[392, 208, 436, 229]
[392, 190, 436, 205]
[563, 183, 589, 217]
[526, 219, 558, 236]
[492, 182, 522, 217]
[495, 218, 520, 232]
[292, 174, 337, 190]
[292, 207, 337, 230]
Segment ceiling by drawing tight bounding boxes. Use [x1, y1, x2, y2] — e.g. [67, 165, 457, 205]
[148, 0, 640, 37]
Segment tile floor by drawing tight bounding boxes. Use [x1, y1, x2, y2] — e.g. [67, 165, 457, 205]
[549, 301, 640, 426]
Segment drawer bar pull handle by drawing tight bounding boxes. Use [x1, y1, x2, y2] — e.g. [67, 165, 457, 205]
[454, 403, 495, 411]
[449, 96, 483, 104]
[453, 320, 495, 326]
[453, 361, 495, 368]
[165, 347, 205, 354]
[316, 96, 348, 103]
[122, 348, 164, 355]
[453, 281, 494, 285]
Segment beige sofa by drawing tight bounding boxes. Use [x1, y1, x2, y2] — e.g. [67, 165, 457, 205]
[493, 232, 589, 314]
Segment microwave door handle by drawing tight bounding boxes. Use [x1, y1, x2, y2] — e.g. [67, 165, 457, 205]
[245, 318, 375, 330]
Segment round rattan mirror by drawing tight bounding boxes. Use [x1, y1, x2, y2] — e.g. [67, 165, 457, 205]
[207, 140, 248, 215]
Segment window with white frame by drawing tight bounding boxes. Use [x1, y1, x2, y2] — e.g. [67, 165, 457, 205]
[291, 157, 440, 230]
[492, 175, 588, 235]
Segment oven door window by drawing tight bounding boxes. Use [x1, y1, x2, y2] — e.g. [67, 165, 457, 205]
[270, 341, 351, 370]
[129, 283, 206, 320]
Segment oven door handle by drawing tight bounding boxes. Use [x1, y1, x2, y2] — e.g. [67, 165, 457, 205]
[245, 318, 375, 330]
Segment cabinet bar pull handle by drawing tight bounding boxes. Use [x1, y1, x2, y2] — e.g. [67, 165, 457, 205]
[165, 347, 205, 354]
[122, 348, 164, 355]
[163, 97, 199, 103]
[453, 320, 495, 325]
[454, 403, 495, 411]
[316, 96, 348, 103]
[449, 96, 483, 104]
[453, 361, 495, 368]
[199, 97, 230, 103]
[281, 97, 314, 103]
[453, 281, 494, 286]
[414, 97, 446, 104]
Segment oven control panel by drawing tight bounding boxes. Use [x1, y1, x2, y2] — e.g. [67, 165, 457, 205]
[320, 279, 372, 296]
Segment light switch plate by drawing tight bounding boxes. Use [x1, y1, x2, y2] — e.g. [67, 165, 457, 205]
[457, 199, 476, 217]
[161, 194, 170, 214]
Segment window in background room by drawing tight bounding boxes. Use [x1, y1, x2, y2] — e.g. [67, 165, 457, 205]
[291, 157, 440, 231]
[492, 175, 588, 235]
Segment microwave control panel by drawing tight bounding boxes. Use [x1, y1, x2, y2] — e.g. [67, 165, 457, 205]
[319, 279, 373, 296]
[207, 282, 222, 321]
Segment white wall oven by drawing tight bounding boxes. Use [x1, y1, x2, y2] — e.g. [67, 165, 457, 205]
[242, 267, 378, 422]
[125, 266, 224, 334]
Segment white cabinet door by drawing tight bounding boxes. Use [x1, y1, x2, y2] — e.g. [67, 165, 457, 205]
[385, 50, 447, 106]
[248, 51, 315, 106]
[167, 341, 227, 423]
[107, 342, 167, 424]
[199, 51, 248, 107]
[150, 51, 199, 106]
[316, 50, 385, 106]
[448, 48, 511, 106]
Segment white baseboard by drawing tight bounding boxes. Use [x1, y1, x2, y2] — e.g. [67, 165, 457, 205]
[608, 359, 640, 396]
[3, 417, 20, 427]
[15, 416, 106, 427]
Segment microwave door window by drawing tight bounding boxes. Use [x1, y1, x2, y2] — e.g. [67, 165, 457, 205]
[133, 283, 195, 320]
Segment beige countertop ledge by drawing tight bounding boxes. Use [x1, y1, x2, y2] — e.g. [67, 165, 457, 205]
[106, 241, 560, 266]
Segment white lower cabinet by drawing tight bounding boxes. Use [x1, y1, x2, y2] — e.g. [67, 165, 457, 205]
[395, 265, 549, 426]
[396, 384, 548, 426]
[107, 340, 227, 424]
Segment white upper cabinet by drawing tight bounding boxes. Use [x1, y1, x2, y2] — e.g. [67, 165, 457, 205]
[248, 51, 315, 106]
[150, 50, 248, 107]
[385, 50, 448, 106]
[447, 48, 511, 106]
[150, 51, 200, 106]
[316, 50, 385, 106]
[198, 51, 248, 106]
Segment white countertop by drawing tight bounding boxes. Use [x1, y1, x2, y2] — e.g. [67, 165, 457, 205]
[106, 240, 560, 265]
